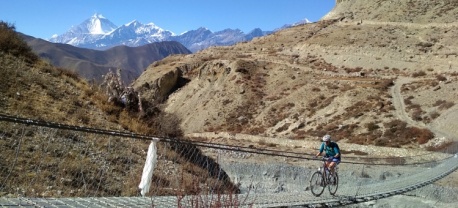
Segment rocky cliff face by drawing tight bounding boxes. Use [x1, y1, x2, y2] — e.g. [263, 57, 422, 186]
[324, 0, 458, 23]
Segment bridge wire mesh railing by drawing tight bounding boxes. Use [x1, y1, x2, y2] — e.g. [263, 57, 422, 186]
[0, 114, 457, 207]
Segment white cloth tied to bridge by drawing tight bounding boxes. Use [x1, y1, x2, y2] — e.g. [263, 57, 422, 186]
[138, 138, 159, 196]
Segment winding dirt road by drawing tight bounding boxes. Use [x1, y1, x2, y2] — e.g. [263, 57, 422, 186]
[391, 77, 458, 142]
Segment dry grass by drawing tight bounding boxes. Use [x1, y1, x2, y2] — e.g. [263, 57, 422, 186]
[0, 21, 38, 64]
[0, 24, 238, 198]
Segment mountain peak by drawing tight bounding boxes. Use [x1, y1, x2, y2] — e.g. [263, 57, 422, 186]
[87, 13, 117, 34]
[92, 13, 106, 19]
[48, 13, 118, 44]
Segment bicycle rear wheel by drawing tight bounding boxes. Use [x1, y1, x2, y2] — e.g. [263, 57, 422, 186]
[310, 171, 325, 197]
[328, 172, 338, 195]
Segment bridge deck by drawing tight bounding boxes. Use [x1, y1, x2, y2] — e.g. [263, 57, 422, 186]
[1, 155, 456, 208]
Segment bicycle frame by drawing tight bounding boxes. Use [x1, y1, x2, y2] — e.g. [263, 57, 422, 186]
[310, 157, 339, 197]
[320, 158, 330, 180]
[320, 157, 338, 180]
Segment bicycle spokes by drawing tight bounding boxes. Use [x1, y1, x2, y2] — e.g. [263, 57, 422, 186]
[310, 171, 326, 197]
[328, 172, 339, 195]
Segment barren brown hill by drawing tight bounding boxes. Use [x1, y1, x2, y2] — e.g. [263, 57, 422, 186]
[22, 34, 191, 84]
[132, 0, 458, 153]
[0, 21, 235, 198]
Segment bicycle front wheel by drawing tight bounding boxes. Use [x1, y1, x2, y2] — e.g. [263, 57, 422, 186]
[310, 171, 325, 197]
[328, 172, 339, 195]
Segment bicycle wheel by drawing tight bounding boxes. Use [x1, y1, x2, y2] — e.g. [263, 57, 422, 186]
[328, 172, 338, 195]
[310, 171, 325, 197]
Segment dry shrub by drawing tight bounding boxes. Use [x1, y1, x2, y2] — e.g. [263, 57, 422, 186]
[408, 127, 434, 144]
[323, 123, 339, 132]
[438, 101, 455, 110]
[433, 99, 447, 107]
[375, 79, 394, 90]
[436, 74, 447, 81]
[366, 122, 379, 131]
[411, 108, 424, 121]
[275, 123, 290, 132]
[374, 137, 392, 147]
[347, 133, 378, 145]
[291, 130, 306, 140]
[429, 111, 440, 119]
[433, 100, 455, 110]
[404, 98, 412, 105]
[382, 120, 434, 146]
[312, 87, 321, 92]
[0, 21, 38, 63]
[246, 126, 267, 135]
[412, 71, 426, 77]
[142, 109, 183, 138]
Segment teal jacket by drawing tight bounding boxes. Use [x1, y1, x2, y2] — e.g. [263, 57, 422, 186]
[319, 142, 340, 158]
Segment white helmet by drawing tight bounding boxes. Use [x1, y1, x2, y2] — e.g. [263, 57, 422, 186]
[322, 135, 331, 142]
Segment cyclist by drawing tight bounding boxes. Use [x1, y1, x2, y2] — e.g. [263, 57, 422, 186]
[315, 134, 341, 175]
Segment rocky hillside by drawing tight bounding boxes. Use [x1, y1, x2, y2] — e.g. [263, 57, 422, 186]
[326, 0, 458, 23]
[0, 21, 235, 198]
[132, 0, 458, 152]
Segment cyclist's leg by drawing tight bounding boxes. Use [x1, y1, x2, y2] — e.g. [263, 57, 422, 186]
[328, 161, 336, 174]
[325, 160, 331, 172]
[329, 158, 340, 174]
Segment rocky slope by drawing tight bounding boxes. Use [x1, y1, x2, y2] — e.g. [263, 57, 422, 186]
[326, 0, 458, 23]
[132, 0, 458, 149]
[131, 1, 458, 204]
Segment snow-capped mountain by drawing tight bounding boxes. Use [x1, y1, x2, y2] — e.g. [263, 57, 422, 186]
[91, 20, 174, 48]
[49, 14, 308, 52]
[49, 13, 118, 45]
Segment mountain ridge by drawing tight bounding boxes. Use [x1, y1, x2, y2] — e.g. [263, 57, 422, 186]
[48, 14, 311, 52]
[23, 34, 191, 84]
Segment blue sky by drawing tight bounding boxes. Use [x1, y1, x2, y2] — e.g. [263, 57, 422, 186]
[1, 0, 335, 39]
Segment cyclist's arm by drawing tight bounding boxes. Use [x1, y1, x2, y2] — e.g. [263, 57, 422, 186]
[333, 146, 340, 158]
[316, 143, 324, 157]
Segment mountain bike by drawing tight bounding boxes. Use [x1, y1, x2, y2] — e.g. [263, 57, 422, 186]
[310, 157, 339, 197]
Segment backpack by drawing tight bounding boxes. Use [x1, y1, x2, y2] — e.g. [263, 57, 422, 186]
[325, 142, 340, 158]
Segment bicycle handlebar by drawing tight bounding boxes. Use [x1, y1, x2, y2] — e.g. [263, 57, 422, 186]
[321, 156, 334, 161]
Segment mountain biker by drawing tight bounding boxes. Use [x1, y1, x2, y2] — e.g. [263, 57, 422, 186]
[315, 134, 341, 175]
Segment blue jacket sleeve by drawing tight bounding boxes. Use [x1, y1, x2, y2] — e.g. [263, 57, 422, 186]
[333, 145, 340, 155]
[319, 143, 324, 153]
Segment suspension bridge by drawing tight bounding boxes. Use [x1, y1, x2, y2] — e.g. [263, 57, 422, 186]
[1, 114, 457, 207]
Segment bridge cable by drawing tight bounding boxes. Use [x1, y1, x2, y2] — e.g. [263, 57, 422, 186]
[0, 113, 449, 166]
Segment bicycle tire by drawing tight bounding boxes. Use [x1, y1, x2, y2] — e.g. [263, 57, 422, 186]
[310, 171, 325, 197]
[328, 172, 338, 195]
